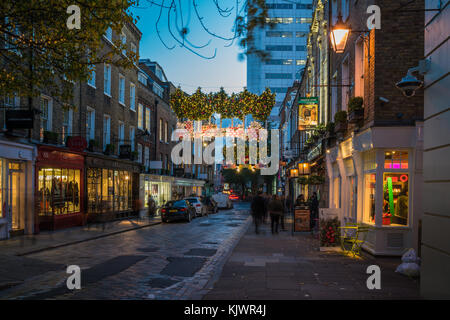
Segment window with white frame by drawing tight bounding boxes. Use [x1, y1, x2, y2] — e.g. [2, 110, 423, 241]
[164, 121, 168, 143]
[138, 72, 147, 85]
[118, 121, 124, 147]
[137, 144, 142, 163]
[131, 42, 137, 55]
[120, 31, 127, 55]
[159, 118, 163, 141]
[119, 74, 125, 105]
[86, 107, 95, 140]
[40, 96, 52, 141]
[62, 108, 73, 142]
[341, 58, 349, 111]
[138, 103, 144, 129]
[130, 82, 136, 110]
[103, 115, 111, 150]
[104, 64, 111, 96]
[104, 27, 112, 42]
[88, 66, 96, 87]
[354, 39, 365, 98]
[130, 126, 135, 151]
[145, 107, 151, 131]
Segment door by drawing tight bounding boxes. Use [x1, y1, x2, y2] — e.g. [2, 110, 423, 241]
[8, 162, 23, 231]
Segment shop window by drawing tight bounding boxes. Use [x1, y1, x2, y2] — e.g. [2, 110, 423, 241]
[364, 174, 376, 223]
[87, 168, 132, 214]
[384, 151, 408, 169]
[383, 173, 409, 226]
[38, 168, 81, 216]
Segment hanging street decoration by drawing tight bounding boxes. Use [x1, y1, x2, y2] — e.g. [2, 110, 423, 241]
[170, 86, 276, 123]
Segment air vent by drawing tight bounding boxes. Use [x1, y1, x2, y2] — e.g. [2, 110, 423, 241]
[387, 233, 404, 248]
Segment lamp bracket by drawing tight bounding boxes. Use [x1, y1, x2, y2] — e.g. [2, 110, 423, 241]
[408, 59, 431, 76]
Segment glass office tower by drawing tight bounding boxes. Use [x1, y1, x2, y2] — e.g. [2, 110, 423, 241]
[247, 0, 313, 125]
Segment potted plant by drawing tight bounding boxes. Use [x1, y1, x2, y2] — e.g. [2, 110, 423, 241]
[88, 139, 99, 152]
[104, 143, 115, 155]
[347, 97, 364, 123]
[43, 130, 58, 144]
[334, 110, 348, 133]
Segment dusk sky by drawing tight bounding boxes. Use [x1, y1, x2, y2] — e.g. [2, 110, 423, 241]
[131, 1, 247, 95]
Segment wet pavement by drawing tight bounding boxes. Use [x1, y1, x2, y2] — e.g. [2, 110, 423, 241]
[0, 203, 251, 300]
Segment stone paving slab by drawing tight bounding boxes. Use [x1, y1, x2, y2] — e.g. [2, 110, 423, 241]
[203, 219, 422, 300]
[0, 216, 161, 256]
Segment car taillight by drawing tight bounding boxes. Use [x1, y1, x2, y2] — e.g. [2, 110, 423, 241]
[180, 208, 186, 211]
[195, 204, 201, 207]
[162, 209, 166, 213]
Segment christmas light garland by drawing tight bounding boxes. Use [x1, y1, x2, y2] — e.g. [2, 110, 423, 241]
[170, 86, 276, 122]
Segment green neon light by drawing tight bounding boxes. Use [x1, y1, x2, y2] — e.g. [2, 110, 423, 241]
[387, 177, 394, 223]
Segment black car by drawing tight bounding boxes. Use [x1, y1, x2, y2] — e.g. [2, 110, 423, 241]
[161, 200, 195, 223]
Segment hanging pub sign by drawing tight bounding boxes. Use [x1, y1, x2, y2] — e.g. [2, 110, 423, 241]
[298, 97, 318, 130]
[5, 110, 34, 129]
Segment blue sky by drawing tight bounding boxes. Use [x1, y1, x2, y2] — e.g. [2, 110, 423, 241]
[131, 1, 246, 95]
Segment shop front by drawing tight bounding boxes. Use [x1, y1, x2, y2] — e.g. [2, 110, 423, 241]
[36, 145, 84, 231]
[326, 125, 423, 256]
[85, 155, 140, 222]
[0, 139, 35, 239]
[139, 174, 172, 216]
[172, 178, 205, 200]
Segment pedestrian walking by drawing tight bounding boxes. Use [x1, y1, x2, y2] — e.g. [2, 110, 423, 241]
[148, 196, 156, 218]
[251, 191, 265, 234]
[268, 195, 283, 234]
[295, 194, 306, 207]
[280, 195, 289, 231]
[309, 192, 319, 232]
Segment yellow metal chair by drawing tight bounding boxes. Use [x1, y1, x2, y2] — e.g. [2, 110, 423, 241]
[339, 224, 371, 257]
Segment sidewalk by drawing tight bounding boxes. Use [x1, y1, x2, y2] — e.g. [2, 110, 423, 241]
[0, 216, 161, 292]
[204, 217, 421, 300]
[0, 216, 161, 257]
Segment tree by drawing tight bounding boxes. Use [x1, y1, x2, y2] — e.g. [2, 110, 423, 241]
[222, 166, 260, 197]
[0, 0, 138, 105]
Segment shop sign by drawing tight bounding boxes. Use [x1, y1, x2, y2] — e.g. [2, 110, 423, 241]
[307, 142, 322, 161]
[67, 136, 87, 152]
[5, 110, 34, 129]
[298, 99, 318, 130]
[298, 97, 318, 104]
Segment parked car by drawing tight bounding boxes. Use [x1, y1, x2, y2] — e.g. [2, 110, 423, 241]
[184, 197, 206, 217]
[161, 200, 195, 223]
[201, 196, 218, 214]
[212, 193, 233, 209]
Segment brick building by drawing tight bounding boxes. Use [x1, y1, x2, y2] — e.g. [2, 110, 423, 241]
[281, 0, 425, 255]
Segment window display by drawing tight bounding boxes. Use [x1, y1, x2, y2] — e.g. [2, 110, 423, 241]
[144, 180, 171, 207]
[87, 168, 132, 214]
[364, 174, 376, 223]
[385, 151, 408, 169]
[38, 168, 81, 216]
[383, 173, 409, 226]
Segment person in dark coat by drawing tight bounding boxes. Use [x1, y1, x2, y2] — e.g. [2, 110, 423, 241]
[309, 192, 319, 231]
[268, 195, 283, 234]
[251, 191, 266, 234]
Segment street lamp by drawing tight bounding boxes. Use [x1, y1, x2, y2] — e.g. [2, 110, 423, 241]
[298, 162, 310, 175]
[330, 13, 350, 53]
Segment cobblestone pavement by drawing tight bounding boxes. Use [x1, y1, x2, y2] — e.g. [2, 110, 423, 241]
[0, 203, 251, 300]
[204, 218, 422, 300]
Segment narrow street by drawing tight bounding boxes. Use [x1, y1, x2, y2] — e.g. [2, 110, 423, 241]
[0, 203, 250, 300]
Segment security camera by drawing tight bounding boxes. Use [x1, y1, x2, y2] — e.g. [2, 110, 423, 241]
[396, 72, 423, 97]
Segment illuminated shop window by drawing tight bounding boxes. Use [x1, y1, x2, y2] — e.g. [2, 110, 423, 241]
[382, 173, 409, 226]
[364, 174, 376, 223]
[38, 168, 81, 216]
[384, 151, 408, 169]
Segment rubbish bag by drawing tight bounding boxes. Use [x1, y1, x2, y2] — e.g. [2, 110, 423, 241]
[401, 248, 417, 263]
[395, 248, 420, 277]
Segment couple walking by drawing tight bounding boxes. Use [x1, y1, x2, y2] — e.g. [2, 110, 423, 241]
[251, 191, 286, 234]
